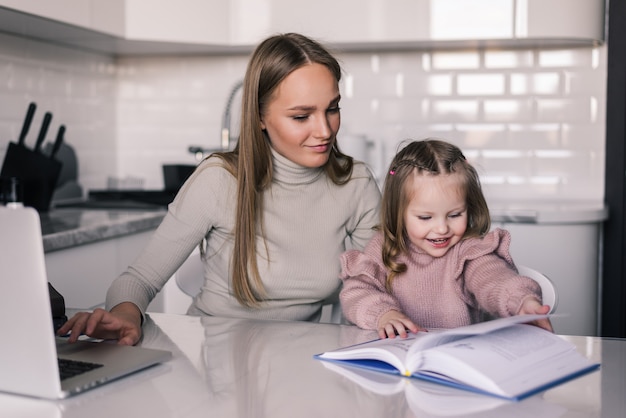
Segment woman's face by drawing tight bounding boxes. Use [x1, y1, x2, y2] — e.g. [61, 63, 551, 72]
[260, 63, 340, 168]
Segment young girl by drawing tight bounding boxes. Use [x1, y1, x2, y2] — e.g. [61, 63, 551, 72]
[339, 139, 553, 338]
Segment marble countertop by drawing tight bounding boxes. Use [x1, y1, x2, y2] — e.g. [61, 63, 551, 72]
[40, 208, 166, 253]
[38, 199, 607, 254]
[488, 199, 608, 224]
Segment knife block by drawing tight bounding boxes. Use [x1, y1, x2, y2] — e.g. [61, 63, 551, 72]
[0, 142, 62, 212]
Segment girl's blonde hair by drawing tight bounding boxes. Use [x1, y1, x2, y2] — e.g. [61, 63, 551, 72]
[214, 33, 353, 307]
[381, 138, 491, 291]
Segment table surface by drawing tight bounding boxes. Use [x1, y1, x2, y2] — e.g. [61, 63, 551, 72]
[1, 313, 624, 417]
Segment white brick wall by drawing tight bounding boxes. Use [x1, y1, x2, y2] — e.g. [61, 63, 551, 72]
[0, 31, 606, 201]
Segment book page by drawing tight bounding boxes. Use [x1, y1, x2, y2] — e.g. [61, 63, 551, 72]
[317, 315, 551, 376]
[317, 335, 419, 374]
[412, 324, 595, 397]
[406, 314, 551, 358]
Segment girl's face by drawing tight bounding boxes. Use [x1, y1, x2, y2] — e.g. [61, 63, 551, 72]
[260, 63, 340, 168]
[403, 172, 468, 257]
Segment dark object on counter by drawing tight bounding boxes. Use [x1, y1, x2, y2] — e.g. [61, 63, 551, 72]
[47, 141, 84, 205]
[0, 103, 64, 212]
[163, 164, 195, 192]
[49, 283, 67, 332]
[58, 164, 197, 210]
[85, 189, 178, 208]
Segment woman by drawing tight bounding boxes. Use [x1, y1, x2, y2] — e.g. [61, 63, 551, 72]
[59, 33, 381, 345]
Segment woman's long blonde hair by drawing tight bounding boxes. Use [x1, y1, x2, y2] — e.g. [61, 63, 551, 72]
[381, 139, 491, 292]
[214, 33, 353, 307]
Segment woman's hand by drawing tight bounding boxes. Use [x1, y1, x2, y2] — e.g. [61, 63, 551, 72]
[518, 298, 554, 332]
[57, 302, 143, 346]
[377, 310, 423, 339]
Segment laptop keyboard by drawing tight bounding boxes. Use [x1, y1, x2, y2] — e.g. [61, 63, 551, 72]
[58, 358, 104, 381]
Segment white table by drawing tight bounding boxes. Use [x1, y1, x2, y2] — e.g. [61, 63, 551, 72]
[1, 313, 624, 417]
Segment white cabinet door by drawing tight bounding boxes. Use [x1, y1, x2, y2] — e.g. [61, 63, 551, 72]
[123, 0, 230, 44]
[0, 0, 605, 51]
[0, 0, 125, 36]
[0, 0, 90, 28]
[45, 230, 153, 310]
[230, 0, 605, 46]
[495, 222, 601, 337]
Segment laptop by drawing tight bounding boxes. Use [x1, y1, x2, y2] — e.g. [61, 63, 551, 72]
[0, 206, 171, 399]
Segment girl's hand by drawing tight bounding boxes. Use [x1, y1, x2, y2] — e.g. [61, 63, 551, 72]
[518, 298, 554, 333]
[377, 310, 423, 339]
[57, 302, 143, 346]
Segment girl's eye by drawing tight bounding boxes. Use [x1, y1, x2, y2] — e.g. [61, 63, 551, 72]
[327, 106, 341, 114]
[417, 216, 431, 221]
[449, 212, 465, 218]
[292, 114, 309, 121]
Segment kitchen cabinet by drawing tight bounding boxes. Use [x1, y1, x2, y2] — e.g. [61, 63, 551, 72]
[44, 227, 185, 314]
[498, 222, 602, 337]
[0, 0, 605, 56]
[0, 0, 125, 36]
[238, 0, 605, 48]
[39, 208, 178, 313]
[490, 200, 608, 337]
[0, 0, 92, 28]
[123, 0, 229, 44]
[45, 229, 154, 310]
[0, 0, 228, 46]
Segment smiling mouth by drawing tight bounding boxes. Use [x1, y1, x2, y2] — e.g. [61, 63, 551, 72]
[428, 238, 450, 246]
[309, 143, 330, 152]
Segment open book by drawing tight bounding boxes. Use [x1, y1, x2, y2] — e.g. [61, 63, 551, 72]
[315, 315, 600, 401]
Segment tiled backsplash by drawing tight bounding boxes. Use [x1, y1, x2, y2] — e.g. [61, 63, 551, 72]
[0, 31, 606, 202]
[0, 33, 118, 193]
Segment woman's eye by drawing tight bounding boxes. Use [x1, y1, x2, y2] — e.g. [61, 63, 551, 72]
[292, 114, 309, 121]
[327, 106, 341, 114]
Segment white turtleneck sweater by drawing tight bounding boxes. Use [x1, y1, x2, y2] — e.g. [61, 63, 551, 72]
[106, 150, 381, 321]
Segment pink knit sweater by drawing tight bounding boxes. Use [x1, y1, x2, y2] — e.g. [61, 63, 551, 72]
[339, 228, 541, 330]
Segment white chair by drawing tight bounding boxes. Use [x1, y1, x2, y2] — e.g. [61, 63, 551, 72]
[175, 248, 204, 298]
[319, 294, 345, 324]
[150, 248, 202, 314]
[517, 265, 558, 314]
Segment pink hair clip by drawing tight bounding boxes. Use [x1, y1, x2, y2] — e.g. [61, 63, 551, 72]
[389, 169, 396, 175]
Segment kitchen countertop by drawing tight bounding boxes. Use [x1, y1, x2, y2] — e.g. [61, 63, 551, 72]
[40, 208, 166, 253]
[38, 199, 607, 253]
[488, 199, 608, 224]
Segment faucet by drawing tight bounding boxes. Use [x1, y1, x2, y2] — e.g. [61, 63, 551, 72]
[220, 79, 244, 150]
[189, 79, 244, 161]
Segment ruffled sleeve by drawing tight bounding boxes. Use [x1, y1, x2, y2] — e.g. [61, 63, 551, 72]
[452, 228, 516, 277]
[454, 228, 542, 317]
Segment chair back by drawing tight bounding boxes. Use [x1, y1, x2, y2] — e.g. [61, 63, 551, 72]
[175, 248, 204, 297]
[517, 265, 558, 314]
